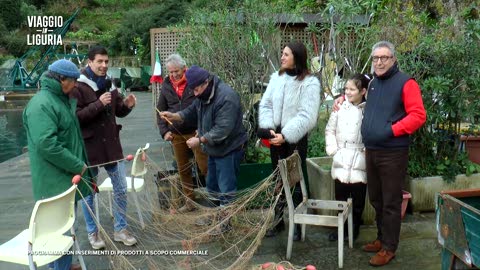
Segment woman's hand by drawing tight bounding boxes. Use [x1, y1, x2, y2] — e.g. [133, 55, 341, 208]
[270, 133, 285, 146]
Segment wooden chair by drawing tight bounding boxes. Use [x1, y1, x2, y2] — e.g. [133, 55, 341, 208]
[0, 176, 86, 270]
[278, 152, 353, 268]
[96, 143, 150, 229]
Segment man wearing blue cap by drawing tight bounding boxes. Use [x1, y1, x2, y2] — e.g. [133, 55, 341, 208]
[23, 59, 87, 270]
[160, 65, 247, 235]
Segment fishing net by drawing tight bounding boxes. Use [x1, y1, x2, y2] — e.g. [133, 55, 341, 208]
[77, 142, 282, 270]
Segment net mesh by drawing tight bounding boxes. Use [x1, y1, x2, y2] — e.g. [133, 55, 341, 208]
[76, 143, 291, 270]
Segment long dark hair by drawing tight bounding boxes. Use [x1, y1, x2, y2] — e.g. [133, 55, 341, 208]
[279, 41, 310, 81]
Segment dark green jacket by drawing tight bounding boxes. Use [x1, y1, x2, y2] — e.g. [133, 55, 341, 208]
[23, 75, 93, 201]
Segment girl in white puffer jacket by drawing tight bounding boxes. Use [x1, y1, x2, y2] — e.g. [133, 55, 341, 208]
[325, 73, 371, 241]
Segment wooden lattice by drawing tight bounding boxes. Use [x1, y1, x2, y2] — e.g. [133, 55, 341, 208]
[150, 28, 185, 72]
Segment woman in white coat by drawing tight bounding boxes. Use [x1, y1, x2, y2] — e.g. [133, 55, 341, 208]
[258, 41, 321, 239]
[325, 73, 370, 241]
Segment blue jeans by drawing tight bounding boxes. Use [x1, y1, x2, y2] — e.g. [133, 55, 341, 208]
[48, 254, 72, 270]
[206, 148, 244, 206]
[81, 161, 128, 233]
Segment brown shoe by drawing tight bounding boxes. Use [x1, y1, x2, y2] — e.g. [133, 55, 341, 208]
[70, 263, 82, 270]
[362, 239, 382, 252]
[369, 249, 395, 266]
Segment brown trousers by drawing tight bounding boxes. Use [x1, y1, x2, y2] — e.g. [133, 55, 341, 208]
[366, 148, 409, 252]
[172, 132, 208, 200]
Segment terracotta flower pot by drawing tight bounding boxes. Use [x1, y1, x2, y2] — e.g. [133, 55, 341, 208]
[460, 135, 480, 164]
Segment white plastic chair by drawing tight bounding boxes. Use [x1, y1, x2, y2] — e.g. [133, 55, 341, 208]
[0, 176, 86, 270]
[278, 152, 353, 268]
[96, 143, 150, 229]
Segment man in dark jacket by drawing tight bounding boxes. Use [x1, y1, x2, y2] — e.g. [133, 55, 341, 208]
[70, 46, 137, 249]
[24, 59, 85, 270]
[157, 54, 208, 213]
[160, 65, 247, 234]
[360, 41, 426, 266]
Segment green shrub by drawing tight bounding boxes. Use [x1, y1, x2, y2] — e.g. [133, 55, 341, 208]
[307, 110, 328, 158]
[401, 18, 480, 181]
[113, 1, 187, 63]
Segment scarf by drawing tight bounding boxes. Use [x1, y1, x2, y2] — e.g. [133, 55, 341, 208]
[170, 73, 187, 98]
[198, 79, 214, 101]
[285, 68, 300, 77]
[85, 66, 107, 91]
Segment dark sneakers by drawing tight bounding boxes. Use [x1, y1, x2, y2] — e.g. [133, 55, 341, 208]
[265, 220, 285, 237]
[265, 220, 302, 241]
[328, 225, 359, 242]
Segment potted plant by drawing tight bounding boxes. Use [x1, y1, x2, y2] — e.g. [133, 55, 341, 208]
[460, 124, 480, 165]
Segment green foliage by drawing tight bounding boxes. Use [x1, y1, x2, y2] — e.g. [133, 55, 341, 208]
[323, 0, 383, 15]
[400, 14, 480, 181]
[132, 37, 147, 64]
[2, 30, 29, 57]
[0, 54, 15, 66]
[19, 1, 41, 27]
[307, 110, 328, 158]
[244, 146, 271, 164]
[310, 0, 381, 98]
[0, 0, 22, 30]
[112, 0, 187, 62]
[27, 0, 47, 8]
[307, 130, 326, 158]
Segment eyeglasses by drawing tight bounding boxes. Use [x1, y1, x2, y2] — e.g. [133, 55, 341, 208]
[372, 55, 393, 63]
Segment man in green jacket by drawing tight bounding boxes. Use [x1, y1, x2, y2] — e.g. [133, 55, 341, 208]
[23, 59, 91, 270]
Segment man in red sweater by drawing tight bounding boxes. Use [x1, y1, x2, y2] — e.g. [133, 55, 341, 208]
[334, 41, 426, 266]
[156, 54, 208, 213]
[360, 41, 426, 266]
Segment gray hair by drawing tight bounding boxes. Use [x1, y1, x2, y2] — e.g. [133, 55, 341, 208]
[165, 54, 186, 69]
[372, 41, 396, 57]
[46, 70, 71, 82]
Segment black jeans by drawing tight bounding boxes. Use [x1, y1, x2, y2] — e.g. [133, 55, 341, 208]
[366, 148, 409, 252]
[334, 180, 367, 229]
[269, 134, 308, 224]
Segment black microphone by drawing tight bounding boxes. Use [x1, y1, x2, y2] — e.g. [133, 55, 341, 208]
[104, 79, 113, 115]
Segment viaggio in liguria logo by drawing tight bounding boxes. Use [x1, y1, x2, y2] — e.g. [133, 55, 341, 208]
[27, 16, 63, 45]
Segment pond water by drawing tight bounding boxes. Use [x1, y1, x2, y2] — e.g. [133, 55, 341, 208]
[0, 101, 28, 163]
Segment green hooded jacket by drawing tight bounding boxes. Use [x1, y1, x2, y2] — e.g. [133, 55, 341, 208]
[23, 75, 93, 201]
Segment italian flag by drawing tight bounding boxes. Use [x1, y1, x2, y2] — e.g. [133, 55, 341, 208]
[150, 50, 163, 84]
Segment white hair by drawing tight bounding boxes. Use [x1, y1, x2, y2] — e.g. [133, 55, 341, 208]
[372, 41, 396, 57]
[165, 54, 186, 68]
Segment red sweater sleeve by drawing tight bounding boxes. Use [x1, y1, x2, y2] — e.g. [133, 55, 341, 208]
[392, 79, 427, 136]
